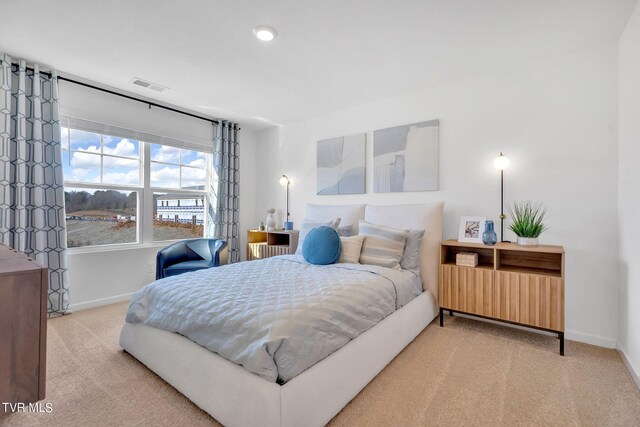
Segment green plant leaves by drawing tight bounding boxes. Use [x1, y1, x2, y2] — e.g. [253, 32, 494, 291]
[508, 201, 548, 238]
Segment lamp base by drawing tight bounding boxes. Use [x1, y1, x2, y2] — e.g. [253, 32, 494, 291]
[284, 221, 294, 230]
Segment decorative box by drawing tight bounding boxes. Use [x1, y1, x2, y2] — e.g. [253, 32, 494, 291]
[456, 252, 478, 267]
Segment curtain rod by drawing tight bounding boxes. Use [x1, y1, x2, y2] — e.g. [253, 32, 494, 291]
[6, 61, 235, 128]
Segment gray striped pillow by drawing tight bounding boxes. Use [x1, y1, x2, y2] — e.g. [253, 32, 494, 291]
[358, 220, 409, 270]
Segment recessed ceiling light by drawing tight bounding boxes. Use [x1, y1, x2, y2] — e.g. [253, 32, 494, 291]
[253, 25, 277, 42]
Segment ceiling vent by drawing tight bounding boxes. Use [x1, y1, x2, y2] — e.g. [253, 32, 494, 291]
[130, 77, 168, 93]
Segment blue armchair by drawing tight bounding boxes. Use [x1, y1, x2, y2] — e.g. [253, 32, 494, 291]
[156, 238, 228, 279]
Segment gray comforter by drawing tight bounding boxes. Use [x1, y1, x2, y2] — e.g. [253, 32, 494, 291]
[125, 255, 421, 383]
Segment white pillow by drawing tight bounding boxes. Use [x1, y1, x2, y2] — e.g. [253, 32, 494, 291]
[339, 235, 365, 264]
[358, 220, 409, 270]
[306, 204, 365, 234]
[295, 218, 341, 255]
[400, 229, 425, 276]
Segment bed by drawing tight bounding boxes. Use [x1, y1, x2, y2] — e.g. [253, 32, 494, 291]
[120, 202, 443, 426]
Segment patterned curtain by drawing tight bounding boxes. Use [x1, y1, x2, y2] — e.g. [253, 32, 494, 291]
[208, 121, 240, 263]
[0, 55, 69, 314]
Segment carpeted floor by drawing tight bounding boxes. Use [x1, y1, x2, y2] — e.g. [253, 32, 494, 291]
[2, 302, 639, 426]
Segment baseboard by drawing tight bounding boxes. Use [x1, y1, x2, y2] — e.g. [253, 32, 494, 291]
[449, 312, 616, 348]
[617, 346, 640, 390]
[564, 330, 617, 349]
[68, 292, 134, 312]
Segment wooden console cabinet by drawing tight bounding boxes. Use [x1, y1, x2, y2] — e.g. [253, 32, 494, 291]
[439, 240, 565, 355]
[0, 244, 48, 403]
[247, 230, 299, 261]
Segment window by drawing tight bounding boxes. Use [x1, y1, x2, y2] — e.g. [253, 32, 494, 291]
[65, 187, 138, 247]
[150, 144, 208, 189]
[61, 123, 211, 249]
[153, 193, 205, 241]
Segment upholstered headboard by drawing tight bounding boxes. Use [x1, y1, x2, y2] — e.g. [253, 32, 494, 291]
[364, 203, 444, 299]
[304, 202, 444, 299]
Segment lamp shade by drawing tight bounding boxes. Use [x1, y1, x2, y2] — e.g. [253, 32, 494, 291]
[279, 175, 289, 186]
[493, 153, 510, 170]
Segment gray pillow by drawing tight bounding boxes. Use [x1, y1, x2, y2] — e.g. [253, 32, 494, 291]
[400, 229, 425, 276]
[358, 220, 409, 270]
[337, 225, 354, 237]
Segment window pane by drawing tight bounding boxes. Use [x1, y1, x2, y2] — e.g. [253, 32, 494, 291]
[70, 129, 101, 153]
[151, 162, 180, 188]
[153, 192, 205, 241]
[181, 166, 207, 189]
[65, 151, 100, 183]
[103, 136, 139, 159]
[65, 188, 138, 248]
[181, 149, 207, 167]
[60, 127, 69, 150]
[150, 143, 180, 164]
[103, 156, 140, 186]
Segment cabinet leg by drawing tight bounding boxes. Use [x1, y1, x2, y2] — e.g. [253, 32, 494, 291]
[449, 310, 454, 317]
[559, 332, 564, 356]
[439, 308, 444, 327]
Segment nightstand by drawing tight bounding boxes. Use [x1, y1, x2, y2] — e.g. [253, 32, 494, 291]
[247, 230, 299, 261]
[439, 240, 565, 355]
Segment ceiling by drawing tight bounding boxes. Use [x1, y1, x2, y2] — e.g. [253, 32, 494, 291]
[0, 0, 636, 130]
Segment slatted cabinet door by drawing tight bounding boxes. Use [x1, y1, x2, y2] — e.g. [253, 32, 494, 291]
[494, 271, 564, 331]
[440, 264, 494, 317]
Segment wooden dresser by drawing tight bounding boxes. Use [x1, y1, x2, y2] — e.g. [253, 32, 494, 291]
[439, 240, 565, 355]
[247, 230, 299, 261]
[0, 244, 48, 403]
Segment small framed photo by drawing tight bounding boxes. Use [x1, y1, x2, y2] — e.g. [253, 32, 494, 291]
[458, 216, 486, 244]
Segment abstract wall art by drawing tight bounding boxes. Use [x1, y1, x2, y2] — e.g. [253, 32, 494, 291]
[317, 133, 366, 195]
[373, 120, 439, 193]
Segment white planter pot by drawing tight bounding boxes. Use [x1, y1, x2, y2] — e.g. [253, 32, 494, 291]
[517, 237, 539, 247]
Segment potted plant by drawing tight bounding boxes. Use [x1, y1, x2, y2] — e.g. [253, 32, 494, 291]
[508, 201, 548, 246]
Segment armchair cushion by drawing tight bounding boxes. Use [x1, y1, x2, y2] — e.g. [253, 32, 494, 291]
[156, 238, 228, 279]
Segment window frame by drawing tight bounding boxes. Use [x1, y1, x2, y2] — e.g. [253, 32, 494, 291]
[61, 121, 211, 253]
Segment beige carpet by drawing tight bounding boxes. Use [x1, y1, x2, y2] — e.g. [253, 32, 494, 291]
[2, 302, 639, 427]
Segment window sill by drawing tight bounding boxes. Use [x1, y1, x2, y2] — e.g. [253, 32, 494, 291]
[66, 241, 174, 255]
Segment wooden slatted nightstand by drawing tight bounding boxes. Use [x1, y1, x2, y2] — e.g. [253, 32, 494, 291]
[246, 230, 299, 261]
[439, 240, 565, 355]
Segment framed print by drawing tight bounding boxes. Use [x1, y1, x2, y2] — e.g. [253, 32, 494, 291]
[373, 120, 439, 193]
[458, 216, 486, 244]
[317, 133, 366, 195]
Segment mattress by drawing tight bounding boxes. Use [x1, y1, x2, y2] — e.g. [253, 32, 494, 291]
[125, 255, 422, 383]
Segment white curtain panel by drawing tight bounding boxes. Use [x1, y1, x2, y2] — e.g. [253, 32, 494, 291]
[208, 122, 240, 263]
[0, 54, 69, 314]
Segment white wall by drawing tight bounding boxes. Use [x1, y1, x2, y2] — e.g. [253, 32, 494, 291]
[255, 43, 620, 347]
[59, 82, 258, 311]
[618, 0, 640, 384]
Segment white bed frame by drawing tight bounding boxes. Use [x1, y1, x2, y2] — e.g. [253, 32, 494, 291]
[120, 202, 443, 427]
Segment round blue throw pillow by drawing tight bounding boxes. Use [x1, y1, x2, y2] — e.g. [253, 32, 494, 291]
[302, 226, 341, 265]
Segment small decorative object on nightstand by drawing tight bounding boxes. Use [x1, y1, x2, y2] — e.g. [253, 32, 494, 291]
[482, 220, 498, 245]
[247, 229, 299, 260]
[439, 240, 565, 355]
[265, 208, 276, 231]
[509, 201, 548, 247]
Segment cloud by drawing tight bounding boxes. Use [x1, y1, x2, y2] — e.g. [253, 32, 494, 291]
[151, 145, 180, 163]
[103, 156, 139, 169]
[103, 138, 138, 158]
[182, 167, 207, 181]
[68, 168, 99, 183]
[102, 170, 140, 185]
[186, 158, 206, 168]
[71, 151, 100, 168]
